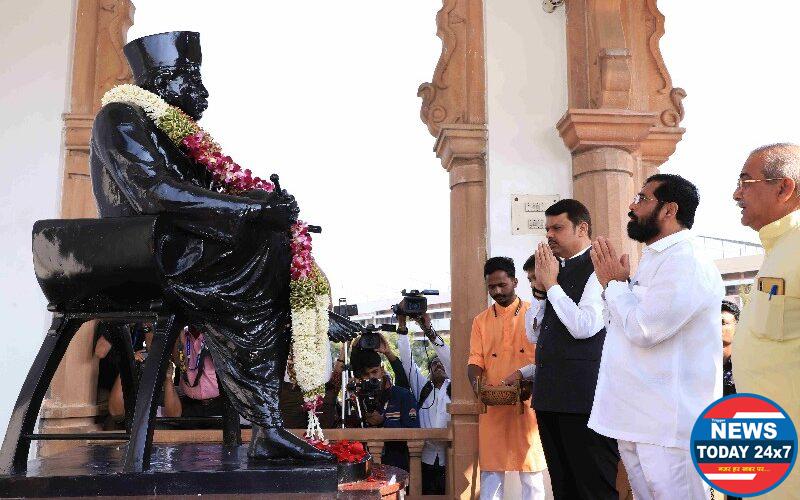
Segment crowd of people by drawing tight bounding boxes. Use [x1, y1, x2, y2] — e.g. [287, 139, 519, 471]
[94, 323, 228, 427]
[92, 305, 453, 494]
[91, 142, 800, 498]
[468, 143, 800, 499]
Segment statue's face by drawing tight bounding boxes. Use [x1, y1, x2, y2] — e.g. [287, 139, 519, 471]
[148, 65, 209, 120]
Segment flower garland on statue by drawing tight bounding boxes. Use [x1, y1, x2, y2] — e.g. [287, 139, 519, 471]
[101, 84, 332, 441]
[288, 224, 332, 441]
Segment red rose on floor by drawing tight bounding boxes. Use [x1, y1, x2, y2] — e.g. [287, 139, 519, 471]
[308, 439, 367, 463]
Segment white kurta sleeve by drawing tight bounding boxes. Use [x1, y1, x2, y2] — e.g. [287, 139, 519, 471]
[545, 272, 605, 339]
[398, 332, 431, 401]
[519, 363, 536, 381]
[604, 254, 712, 349]
[524, 299, 546, 344]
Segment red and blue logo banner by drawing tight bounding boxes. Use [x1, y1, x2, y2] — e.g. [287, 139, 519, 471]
[691, 394, 797, 497]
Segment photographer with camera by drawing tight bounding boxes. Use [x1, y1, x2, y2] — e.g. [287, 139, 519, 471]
[396, 308, 451, 496]
[353, 326, 411, 390]
[350, 345, 419, 472]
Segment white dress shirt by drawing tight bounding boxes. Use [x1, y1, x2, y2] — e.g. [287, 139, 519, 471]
[546, 245, 606, 340]
[398, 332, 451, 465]
[588, 230, 724, 450]
[518, 245, 605, 380]
[519, 300, 545, 380]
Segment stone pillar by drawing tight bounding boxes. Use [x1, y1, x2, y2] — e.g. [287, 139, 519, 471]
[436, 125, 487, 499]
[574, 148, 637, 256]
[557, 109, 656, 260]
[407, 439, 425, 497]
[366, 441, 384, 465]
[38, 0, 134, 457]
[556, 0, 686, 265]
[419, 1, 487, 497]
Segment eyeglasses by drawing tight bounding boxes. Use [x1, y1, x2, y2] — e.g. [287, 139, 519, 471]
[736, 177, 785, 190]
[632, 194, 658, 205]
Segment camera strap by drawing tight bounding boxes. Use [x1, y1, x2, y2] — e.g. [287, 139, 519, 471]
[418, 380, 450, 409]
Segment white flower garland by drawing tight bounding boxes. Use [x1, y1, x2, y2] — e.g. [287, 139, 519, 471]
[290, 292, 332, 441]
[290, 307, 327, 395]
[102, 84, 169, 121]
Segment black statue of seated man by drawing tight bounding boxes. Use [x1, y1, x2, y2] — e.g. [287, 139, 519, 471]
[89, 31, 332, 462]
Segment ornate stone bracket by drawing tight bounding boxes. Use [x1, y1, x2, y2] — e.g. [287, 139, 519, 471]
[418, 0, 464, 137]
[640, 126, 685, 167]
[644, 0, 686, 127]
[419, 0, 484, 139]
[434, 124, 487, 173]
[599, 48, 632, 109]
[557, 109, 657, 153]
[562, 0, 686, 165]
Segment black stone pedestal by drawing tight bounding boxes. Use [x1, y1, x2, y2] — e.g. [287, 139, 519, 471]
[0, 443, 371, 497]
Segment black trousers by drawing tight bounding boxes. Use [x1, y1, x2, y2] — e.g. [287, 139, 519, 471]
[536, 410, 619, 500]
[421, 457, 446, 495]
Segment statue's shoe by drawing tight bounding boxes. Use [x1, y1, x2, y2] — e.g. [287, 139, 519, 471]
[247, 426, 335, 462]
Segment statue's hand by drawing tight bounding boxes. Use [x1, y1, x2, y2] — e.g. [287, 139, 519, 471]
[258, 189, 300, 230]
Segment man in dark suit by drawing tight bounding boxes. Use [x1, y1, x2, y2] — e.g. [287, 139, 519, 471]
[531, 199, 619, 499]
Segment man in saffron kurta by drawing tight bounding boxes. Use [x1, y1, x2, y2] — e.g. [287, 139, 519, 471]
[468, 257, 547, 500]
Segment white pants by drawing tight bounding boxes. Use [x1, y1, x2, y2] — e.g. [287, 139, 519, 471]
[480, 471, 545, 500]
[618, 440, 710, 500]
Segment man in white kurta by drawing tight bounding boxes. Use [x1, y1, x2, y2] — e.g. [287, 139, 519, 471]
[590, 174, 723, 500]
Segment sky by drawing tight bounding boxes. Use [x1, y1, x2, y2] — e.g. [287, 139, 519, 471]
[130, 1, 448, 308]
[660, 2, 800, 244]
[129, 1, 800, 307]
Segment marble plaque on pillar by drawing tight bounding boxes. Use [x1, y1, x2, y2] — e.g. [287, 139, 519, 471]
[511, 194, 560, 235]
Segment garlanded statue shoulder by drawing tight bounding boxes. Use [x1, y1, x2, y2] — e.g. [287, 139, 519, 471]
[91, 31, 294, 223]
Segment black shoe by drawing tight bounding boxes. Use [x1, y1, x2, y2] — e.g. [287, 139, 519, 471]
[248, 425, 334, 462]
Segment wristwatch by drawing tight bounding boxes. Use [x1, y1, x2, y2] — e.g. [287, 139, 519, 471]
[396, 326, 409, 335]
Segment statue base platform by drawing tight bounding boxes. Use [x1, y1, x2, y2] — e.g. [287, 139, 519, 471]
[0, 443, 374, 497]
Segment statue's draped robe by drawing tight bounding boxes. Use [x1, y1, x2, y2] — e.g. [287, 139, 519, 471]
[90, 102, 290, 427]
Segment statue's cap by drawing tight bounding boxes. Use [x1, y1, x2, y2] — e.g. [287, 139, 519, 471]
[124, 31, 201, 81]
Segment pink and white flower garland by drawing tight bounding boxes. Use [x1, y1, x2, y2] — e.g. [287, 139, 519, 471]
[102, 84, 332, 440]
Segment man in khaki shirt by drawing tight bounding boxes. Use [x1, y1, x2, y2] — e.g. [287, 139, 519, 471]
[733, 143, 800, 498]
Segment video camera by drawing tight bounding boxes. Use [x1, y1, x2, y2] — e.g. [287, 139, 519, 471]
[391, 289, 439, 318]
[346, 377, 383, 415]
[356, 323, 394, 351]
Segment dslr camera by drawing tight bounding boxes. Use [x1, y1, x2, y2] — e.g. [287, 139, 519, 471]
[347, 377, 383, 415]
[391, 289, 439, 319]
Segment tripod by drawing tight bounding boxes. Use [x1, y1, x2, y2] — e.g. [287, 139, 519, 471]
[338, 298, 364, 428]
[340, 344, 367, 428]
